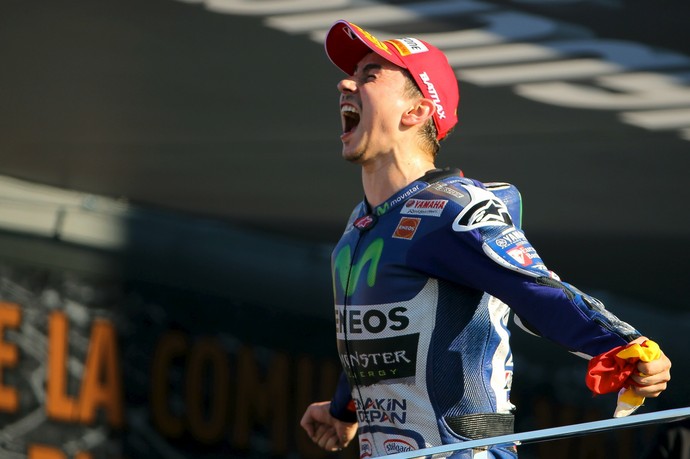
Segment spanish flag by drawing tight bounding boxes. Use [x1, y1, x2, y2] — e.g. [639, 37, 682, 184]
[585, 340, 661, 417]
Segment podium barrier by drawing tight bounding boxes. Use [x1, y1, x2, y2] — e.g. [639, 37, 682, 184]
[382, 407, 690, 459]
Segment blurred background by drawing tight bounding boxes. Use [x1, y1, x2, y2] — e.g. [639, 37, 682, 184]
[1, 0, 689, 458]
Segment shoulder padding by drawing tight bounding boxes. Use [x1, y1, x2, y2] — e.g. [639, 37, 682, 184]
[446, 181, 518, 233]
[445, 179, 556, 279]
[484, 182, 522, 230]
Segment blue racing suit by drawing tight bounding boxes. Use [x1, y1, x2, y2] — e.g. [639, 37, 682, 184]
[328, 168, 640, 458]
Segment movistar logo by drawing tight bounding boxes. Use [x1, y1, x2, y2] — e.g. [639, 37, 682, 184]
[333, 238, 384, 296]
[375, 203, 389, 216]
[375, 184, 422, 216]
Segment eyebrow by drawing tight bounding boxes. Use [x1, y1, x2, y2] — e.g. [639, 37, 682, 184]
[352, 63, 383, 76]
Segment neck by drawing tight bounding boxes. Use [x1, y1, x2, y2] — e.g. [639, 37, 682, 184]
[361, 151, 435, 208]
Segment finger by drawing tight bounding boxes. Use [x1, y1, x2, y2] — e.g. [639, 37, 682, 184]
[340, 434, 351, 448]
[630, 375, 667, 390]
[300, 408, 322, 438]
[633, 366, 671, 382]
[637, 353, 671, 375]
[314, 424, 335, 445]
[631, 367, 670, 397]
[633, 361, 671, 389]
[630, 371, 671, 393]
[313, 423, 329, 440]
[335, 425, 355, 448]
[335, 420, 358, 447]
[317, 427, 338, 450]
[323, 432, 342, 452]
[300, 416, 315, 438]
[632, 381, 668, 398]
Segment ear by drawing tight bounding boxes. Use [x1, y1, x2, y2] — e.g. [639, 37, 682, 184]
[401, 98, 436, 128]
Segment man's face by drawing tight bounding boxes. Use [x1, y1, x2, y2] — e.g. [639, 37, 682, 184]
[337, 53, 414, 163]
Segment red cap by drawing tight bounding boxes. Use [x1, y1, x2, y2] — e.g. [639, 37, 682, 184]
[325, 20, 459, 141]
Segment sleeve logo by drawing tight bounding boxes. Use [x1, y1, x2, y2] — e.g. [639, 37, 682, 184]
[452, 196, 513, 232]
[506, 245, 534, 266]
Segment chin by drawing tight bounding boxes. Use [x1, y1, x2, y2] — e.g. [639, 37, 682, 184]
[342, 148, 365, 163]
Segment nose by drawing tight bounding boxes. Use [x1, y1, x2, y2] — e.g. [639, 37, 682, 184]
[338, 77, 357, 94]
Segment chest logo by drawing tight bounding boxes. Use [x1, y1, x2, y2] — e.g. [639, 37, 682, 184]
[400, 199, 447, 217]
[333, 238, 384, 296]
[393, 217, 421, 240]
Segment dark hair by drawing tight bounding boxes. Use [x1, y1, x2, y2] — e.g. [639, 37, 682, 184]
[401, 69, 441, 157]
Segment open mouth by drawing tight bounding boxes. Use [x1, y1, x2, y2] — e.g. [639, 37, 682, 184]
[341, 104, 360, 134]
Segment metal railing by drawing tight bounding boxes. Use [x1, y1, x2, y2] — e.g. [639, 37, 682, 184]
[383, 407, 690, 459]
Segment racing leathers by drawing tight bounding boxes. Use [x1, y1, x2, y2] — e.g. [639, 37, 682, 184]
[328, 168, 640, 458]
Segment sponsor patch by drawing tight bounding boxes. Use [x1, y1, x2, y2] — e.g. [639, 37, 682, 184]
[356, 398, 408, 425]
[494, 228, 527, 248]
[419, 71, 446, 119]
[393, 217, 421, 240]
[377, 184, 422, 215]
[353, 214, 377, 231]
[400, 199, 447, 217]
[431, 182, 469, 202]
[358, 428, 426, 457]
[360, 438, 373, 459]
[484, 235, 552, 279]
[384, 438, 416, 454]
[388, 37, 428, 56]
[506, 245, 535, 266]
[338, 333, 419, 386]
[335, 305, 410, 336]
[347, 24, 391, 55]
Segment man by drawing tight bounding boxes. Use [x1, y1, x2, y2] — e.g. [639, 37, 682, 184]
[300, 20, 672, 458]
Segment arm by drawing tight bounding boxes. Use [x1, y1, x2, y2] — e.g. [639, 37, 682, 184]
[422, 226, 671, 406]
[418, 226, 637, 356]
[410, 181, 670, 391]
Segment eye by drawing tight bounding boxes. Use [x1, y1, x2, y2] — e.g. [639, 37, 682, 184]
[363, 73, 376, 82]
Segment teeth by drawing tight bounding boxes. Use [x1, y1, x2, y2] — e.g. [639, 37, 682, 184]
[341, 105, 359, 115]
[341, 104, 360, 134]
